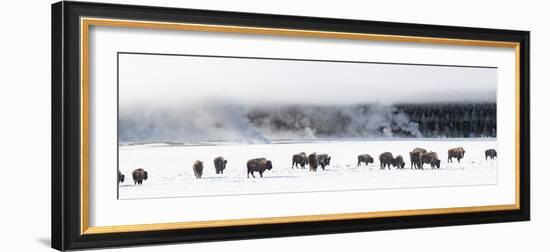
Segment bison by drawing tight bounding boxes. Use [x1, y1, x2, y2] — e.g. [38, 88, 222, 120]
[412, 147, 427, 154]
[485, 149, 497, 160]
[213, 156, 228, 174]
[379, 152, 395, 170]
[420, 152, 441, 169]
[193, 160, 204, 179]
[394, 155, 405, 169]
[409, 151, 422, 169]
[318, 154, 331, 170]
[448, 147, 466, 163]
[308, 153, 319, 172]
[132, 168, 148, 185]
[118, 169, 125, 184]
[292, 152, 308, 169]
[357, 154, 374, 167]
[247, 158, 273, 178]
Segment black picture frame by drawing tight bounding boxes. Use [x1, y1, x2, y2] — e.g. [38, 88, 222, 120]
[52, 1, 530, 251]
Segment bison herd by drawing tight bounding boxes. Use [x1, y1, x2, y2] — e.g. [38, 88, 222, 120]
[118, 147, 497, 185]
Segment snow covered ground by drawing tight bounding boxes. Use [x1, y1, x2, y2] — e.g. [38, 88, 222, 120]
[118, 138, 497, 199]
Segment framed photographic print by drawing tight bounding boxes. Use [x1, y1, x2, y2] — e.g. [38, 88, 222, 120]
[51, 1, 530, 250]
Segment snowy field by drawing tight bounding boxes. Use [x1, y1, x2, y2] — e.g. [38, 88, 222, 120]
[118, 138, 497, 199]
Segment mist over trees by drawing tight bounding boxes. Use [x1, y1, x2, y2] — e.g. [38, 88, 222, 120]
[396, 103, 496, 138]
[118, 102, 496, 143]
[246, 103, 496, 139]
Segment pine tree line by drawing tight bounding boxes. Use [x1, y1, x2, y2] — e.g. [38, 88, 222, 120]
[246, 103, 496, 138]
[395, 103, 496, 138]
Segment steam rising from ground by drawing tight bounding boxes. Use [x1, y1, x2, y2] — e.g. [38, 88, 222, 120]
[119, 103, 423, 143]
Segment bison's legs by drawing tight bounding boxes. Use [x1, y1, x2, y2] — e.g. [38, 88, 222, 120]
[260, 171, 263, 177]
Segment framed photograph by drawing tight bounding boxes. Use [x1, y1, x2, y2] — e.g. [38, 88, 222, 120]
[52, 1, 530, 250]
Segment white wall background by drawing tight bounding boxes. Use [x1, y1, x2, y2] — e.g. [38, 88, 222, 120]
[0, 0, 546, 251]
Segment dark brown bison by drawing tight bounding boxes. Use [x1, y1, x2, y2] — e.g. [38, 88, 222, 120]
[409, 151, 422, 169]
[394, 155, 405, 169]
[318, 154, 331, 170]
[193, 160, 204, 179]
[213, 156, 228, 174]
[485, 149, 497, 160]
[448, 147, 466, 163]
[357, 154, 374, 167]
[420, 152, 441, 169]
[132, 168, 148, 185]
[247, 158, 273, 178]
[413, 147, 427, 154]
[292, 152, 308, 169]
[308, 153, 318, 172]
[118, 169, 125, 183]
[379, 152, 395, 170]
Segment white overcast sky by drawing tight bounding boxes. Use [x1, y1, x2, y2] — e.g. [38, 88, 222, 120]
[119, 53, 496, 108]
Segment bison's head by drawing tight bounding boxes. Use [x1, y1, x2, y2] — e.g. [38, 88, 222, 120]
[266, 160, 273, 170]
[391, 158, 398, 166]
[119, 174, 125, 183]
[434, 160, 441, 168]
[143, 171, 148, 180]
[327, 157, 331, 165]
